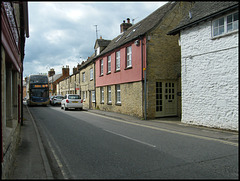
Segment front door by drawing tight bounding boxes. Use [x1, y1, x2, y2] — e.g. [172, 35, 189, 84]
[156, 81, 177, 117]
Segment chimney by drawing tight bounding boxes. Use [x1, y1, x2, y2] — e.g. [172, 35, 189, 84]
[73, 66, 78, 74]
[48, 68, 55, 77]
[120, 18, 132, 33]
[62, 65, 69, 77]
[77, 63, 81, 70]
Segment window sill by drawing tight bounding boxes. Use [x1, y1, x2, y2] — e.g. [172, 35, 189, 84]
[124, 66, 132, 70]
[107, 102, 112, 105]
[211, 30, 238, 40]
[114, 69, 120, 73]
[99, 74, 103, 77]
[115, 102, 121, 106]
[106, 72, 111, 75]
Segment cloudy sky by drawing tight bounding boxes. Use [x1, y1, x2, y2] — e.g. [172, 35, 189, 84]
[23, 1, 167, 77]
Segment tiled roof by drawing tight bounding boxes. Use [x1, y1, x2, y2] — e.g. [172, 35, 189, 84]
[94, 1, 177, 58]
[168, 1, 239, 35]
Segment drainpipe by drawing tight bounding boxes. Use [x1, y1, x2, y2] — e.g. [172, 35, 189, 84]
[140, 35, 147, 120]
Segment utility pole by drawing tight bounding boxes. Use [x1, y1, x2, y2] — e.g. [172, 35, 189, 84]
[94, 25, 99, 39]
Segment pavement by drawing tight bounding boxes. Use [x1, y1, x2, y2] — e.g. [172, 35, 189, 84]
[9, 105, 238, 179]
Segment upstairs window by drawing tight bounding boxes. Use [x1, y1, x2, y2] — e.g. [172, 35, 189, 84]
[126, 46, 132, 68]
[90, 68, 93, 80]
[82, 72, 85, 82]
[100, 59, 103, 76]
[116, 51, 120, 71]
[212, 11, 238, 37]
[107, 55, 111, 73]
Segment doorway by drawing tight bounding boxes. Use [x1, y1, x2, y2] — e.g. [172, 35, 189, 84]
[156, 81, 177, 117]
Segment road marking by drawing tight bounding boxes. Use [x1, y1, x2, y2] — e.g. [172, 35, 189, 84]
[104, 129, 156, 148]
[84, 111, 238, 147]
[45, 138, 69, 179]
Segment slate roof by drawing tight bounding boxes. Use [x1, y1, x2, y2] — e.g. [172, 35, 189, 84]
[94, 39, 111, 49]
[94, 1, 177, 59]
[48, 74, 62, 83]
[168, 1, 239, 35]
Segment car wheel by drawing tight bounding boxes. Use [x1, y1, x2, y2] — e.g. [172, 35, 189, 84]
[64, 105, 68, 111]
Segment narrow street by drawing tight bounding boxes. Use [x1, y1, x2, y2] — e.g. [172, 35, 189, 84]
[28, 105, 238, 179]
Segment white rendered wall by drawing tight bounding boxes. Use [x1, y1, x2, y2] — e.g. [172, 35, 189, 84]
[180, 20, 238, 131]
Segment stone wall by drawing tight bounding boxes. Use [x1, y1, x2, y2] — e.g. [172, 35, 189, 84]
[146, 2, 192, 118]
[95, 81, 143, 118]
[180, 20, 238, 131]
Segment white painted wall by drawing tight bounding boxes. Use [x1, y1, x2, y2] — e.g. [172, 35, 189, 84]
[180, 20, 238, 131]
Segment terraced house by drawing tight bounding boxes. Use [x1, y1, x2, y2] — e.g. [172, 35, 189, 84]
[94, 2, 192, 119]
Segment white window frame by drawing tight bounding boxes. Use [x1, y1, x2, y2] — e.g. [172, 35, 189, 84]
[212, 11, 238, 37]
[107, 86, 112, 103]
[100, 87, 104, 103]
[107, 55, 111, 73]
[100, 59, 103, 75]
[90, 68, 93, 80]
[82, 72, 85, 82]
[126, 46, 132, 68]
[116, 51, 120, 71]
[97, 47, 100, 55]
[92, 91, 95, 103]
[82, 91, 86, 101]
[116, 84, 121, 104]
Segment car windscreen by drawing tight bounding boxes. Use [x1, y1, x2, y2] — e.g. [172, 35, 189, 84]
[55, 96, 64, 99]
[68, 95, 80, 99]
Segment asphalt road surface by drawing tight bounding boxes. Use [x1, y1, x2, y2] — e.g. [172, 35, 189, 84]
[28, 105, 238, 179]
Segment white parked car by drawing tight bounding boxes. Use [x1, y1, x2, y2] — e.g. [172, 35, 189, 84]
[61, 94, 83, 111]
[52, 95, 64, 106]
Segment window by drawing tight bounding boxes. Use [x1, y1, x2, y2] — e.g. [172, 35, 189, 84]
[82, 72, 85, 82]
[126, 46, 132, 68]
[116, 85, 121, 104]
[107, 86, 112, 104]
[107, 55, 111, 73]
[116, 51, 120, 71]
[90, 68, 93, 80]
[227, 12, 238, 32]
[92, 91, 95, 103]
[212, 11, 238, 37]
[82, 91, 86, 101]
[100, 87, 104, 103]
[97, 47, 100, 55]
[100, 59, 103, 75]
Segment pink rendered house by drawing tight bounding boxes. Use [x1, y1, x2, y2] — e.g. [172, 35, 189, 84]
[95, 39, 146, 87]
[92, 2, 191, 119]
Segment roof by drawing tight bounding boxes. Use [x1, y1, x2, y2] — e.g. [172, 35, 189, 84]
[94, 1, 177, 59]
[168, 1, 239, 35]
[94, 39, 111, 49]
[48, 74, 62, 83]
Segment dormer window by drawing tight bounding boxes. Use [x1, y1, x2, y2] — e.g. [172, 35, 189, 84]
[97, 47, 100, 55]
